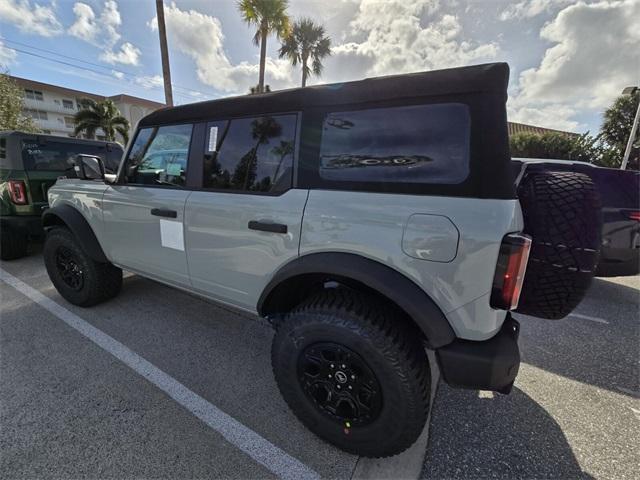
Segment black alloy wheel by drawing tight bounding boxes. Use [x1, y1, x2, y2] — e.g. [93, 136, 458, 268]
[55, 246, 84, 291]
[298, 342, 382, 426]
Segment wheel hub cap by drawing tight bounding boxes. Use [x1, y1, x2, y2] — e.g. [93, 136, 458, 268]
[297, 342, 383, 426]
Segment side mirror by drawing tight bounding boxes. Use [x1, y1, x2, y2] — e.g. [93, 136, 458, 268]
[74, 154, 105, 181]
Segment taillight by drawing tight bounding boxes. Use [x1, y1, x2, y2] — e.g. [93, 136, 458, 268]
[490, 233, 532, 310]
[629, 211, 640, 222]
[7, 180, 28, 205]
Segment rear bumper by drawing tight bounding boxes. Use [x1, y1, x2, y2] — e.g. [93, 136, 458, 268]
[0, 215, 44, 238]
[436, 314, 520, 394]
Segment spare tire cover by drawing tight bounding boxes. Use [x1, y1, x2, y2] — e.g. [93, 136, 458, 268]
[516, 170, 601, 319]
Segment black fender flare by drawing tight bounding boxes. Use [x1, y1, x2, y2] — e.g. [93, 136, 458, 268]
[42, 204, 109, 263]
[257, 252, 456, 348]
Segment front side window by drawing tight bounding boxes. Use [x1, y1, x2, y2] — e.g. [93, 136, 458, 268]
[319, 103, 470, 185]
[203, 114, 296, 193]
[21, 140, 121, 173]
[124, 124, 192, 187]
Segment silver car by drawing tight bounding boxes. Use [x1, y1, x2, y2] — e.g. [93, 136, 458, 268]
[42, 63, 601, 457]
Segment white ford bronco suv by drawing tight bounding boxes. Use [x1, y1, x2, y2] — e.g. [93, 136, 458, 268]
[42, 63, 601, 457]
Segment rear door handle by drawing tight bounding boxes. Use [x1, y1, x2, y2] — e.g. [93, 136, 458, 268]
[248, 220, 288, 234]
[151, 208, 177, 218]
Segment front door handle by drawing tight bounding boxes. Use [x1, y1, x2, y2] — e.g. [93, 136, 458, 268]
[151, 208, 177, 218]
[248, 220, 288, 234]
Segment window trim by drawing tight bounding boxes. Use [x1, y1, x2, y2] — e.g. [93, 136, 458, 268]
[117, 122, 195, 189]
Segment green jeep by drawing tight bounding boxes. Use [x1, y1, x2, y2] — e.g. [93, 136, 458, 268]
[0, 132, 123, 260]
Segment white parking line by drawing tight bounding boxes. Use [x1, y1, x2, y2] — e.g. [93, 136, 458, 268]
[0, 268, 319, 480]
[569, 312, 610, 324]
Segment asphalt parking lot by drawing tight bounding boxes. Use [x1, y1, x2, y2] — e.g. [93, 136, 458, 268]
[1, 247, 638, 479]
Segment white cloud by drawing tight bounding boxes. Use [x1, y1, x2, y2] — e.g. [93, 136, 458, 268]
[100, 41, 141, 66]
[135, 74, 163, 89]
[69, 1, 139, 66]
[499, 0, 573, 21]
[509, 0, 640, 131]
[148, 2, 293, 93]
[0, 40, 17, 67]
[111, 70, 124, 79]
[0, 0, 63, 36]
[323, 0, 499, 83]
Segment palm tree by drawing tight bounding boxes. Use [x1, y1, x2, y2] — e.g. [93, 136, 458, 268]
[238, 0, 290, 93]
[279, 18, 331, 87]
[74, 98, 130, 145]
[271, 139, 293, 181]
[249, 84, 271, 94]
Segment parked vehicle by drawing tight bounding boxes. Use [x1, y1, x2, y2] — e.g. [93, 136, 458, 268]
[0, 132, 123, 260]
[41, 63, 601, 457]
[513, 159, 639, 277]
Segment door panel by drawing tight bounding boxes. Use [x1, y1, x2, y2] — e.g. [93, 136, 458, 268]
[185, 189, 308, 310]
[102, 186, 192, 286]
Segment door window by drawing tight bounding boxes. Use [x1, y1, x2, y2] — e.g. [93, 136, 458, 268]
[203, 114, 296, 193]
[124, 124, 193, 187]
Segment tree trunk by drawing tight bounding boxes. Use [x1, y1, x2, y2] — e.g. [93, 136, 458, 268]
[258, 25, 267, 93]
[301, 55, 308, 87]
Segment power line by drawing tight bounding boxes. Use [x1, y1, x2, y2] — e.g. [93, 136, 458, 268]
[1, 37, 220, 101]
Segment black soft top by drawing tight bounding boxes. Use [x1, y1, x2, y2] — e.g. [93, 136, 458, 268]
[140, 62, 509, 127]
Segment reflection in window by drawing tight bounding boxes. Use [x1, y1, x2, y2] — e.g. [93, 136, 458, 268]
[125, 124, 192, 187]
[319, 103, 470, 184]
[203, 115, 296, 192]
[21, 141, 122, 173]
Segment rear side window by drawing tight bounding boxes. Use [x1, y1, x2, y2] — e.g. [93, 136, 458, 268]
[21, 140, 122, 174]
[203, 114, 296, 193]
[124, 124, 193, 187]
[319, 103, 470, 185]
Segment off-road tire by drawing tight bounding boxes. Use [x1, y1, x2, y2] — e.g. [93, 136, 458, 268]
[44, 227, 122, 307]
[0, 226, 28, 260]
[516, 170, 601, 319]
[271, 289, 430, 458]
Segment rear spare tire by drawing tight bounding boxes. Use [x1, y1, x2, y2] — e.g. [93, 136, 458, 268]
[516, 170, 601, 319]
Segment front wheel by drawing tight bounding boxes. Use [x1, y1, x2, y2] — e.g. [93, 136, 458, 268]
[271, 290, 430, 458]
[44, 227, 122, 307]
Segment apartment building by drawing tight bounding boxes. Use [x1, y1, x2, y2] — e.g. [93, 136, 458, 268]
[14, 76, 165, 144]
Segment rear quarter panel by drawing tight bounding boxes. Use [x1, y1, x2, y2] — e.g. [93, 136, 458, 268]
[300, 191, 523, 340]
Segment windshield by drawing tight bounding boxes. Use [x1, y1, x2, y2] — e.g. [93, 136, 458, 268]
[21, 140, 123, 174]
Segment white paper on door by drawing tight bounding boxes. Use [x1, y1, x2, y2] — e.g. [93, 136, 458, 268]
[159, 219, 185, 251]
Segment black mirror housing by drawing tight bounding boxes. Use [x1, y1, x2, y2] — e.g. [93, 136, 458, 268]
[74, 154, 106, 181]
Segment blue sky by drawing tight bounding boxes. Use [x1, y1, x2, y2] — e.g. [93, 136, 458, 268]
[1, 0, 638, 134]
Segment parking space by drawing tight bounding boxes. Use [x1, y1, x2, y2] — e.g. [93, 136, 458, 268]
[1, 248, 639, 479]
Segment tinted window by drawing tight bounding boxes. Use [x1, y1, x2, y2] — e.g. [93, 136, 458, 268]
[0, 138, 6, 159]
[203, 114, 296, 193]
[319, 103, 470, 184]
[21, 140, 123, 173]
[124, 124, 192, 187]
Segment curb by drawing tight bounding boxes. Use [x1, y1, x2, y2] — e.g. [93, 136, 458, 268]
[351, 350, 440, 480]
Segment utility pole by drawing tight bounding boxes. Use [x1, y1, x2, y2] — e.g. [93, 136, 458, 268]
[155, 0, 173, 107]
[621, 86, 639, 170]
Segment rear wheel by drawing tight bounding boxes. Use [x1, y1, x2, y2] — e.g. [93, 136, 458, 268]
[271, 289, 430, 458]
[44, 227, 122, 307]
[0, 225, 28, 261]
[516, 171, 601, 319]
